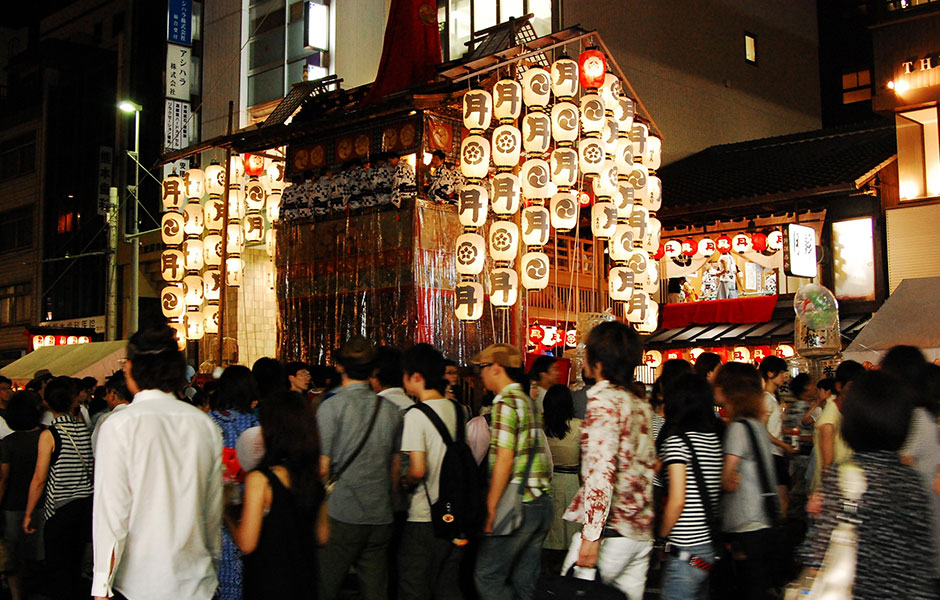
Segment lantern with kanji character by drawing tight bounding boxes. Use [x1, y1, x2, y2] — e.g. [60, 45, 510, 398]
[551, 102, 579, 144]
[489, 221, 519, 262]
[664, 240, 682, 259]
[614, 185, 634, 219]
[644, 175, 662, 212]
[183, 274, 204, 308]
[161, 249, 185, 282]
[184, 168, 205, 200]
[203, 269, 221, 301]
[631, 123, 648, 159]
[162, 174, 184, 211]
[182, 203, 204, 237]
[243, 214, 265, 243]
[628, 206, 650, 242]
[491, 124, 521, 167]
[644, 135, 662, 171]
[628, 163, 649, 202]
[460, 135, 490, 180]
[732, 233, 751, 253]
[636, 301, 659, 334]
[521, 251, 550, 289]
[776, 344, 796, 359]
[697, 238, 716, 258]
[578, 48, 607, 89]
[609, 224, 634, 262]
[615, 97, 635, 131]
[645, 217, 662, 253]
[646, 261, 661, 294]
[521, 68, 551, 107]
[716, 235, 732, 254]
[488, 268, 519, 308]
[528, 324, 545, 345]
[520, 159, 553, 199]
[751, 232, 768, 252]
[183, 238, 204, 271]
[204, 305, 220, 334]
[593, 161, 618, 198]
[228, 188, 245, 220]
[490, 172, 521, 215]
[522, 113, 552, 155]
[644, 349, 663, 369]
[227, 223, 245, 254]
[204, 198, 224, 233]
[161, 286, 185, 318]
[549, 192, 578, 231]
[458, 184, 489, 228]
[521, 206, 551, 246]
[732, 346, 751, 363]
[245, 180, 266, 211]
[205, 163, 225, 196]
[682, 238, 697, 257]
[265, 161, 285, 193]
[580, 94, 605, 133]
[185, 309, 205, 340]
[550, 148, 578, 188]
[602, 118, 619, 154]
[161, 212, 184, 246]
[626, 291, 651, 323]
[767, 230, 784, 252]
[591, 202, 617, 239]
[599, 73, 621, 112]
[462, 89, 493, 132]
[203, 234, 222, 266]
[244, 153, 265, 177]
[493, 79, 522, 121]
[454, 281, 484, 321]
[226, 257, 243, 287]
[579, 138, 605, 175]
[455, 233, 486, 275]
[551, 57, 579, 98]
[229, 155, 245, 186]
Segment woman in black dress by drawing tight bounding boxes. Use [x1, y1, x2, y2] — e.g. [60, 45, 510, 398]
[226, 390, 323, 599]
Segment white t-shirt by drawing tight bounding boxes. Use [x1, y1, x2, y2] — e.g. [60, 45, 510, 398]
[401, 398, 458, 522]
[763, 391, 784, 457]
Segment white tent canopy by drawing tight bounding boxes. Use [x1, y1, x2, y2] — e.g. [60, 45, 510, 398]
[0, 341, 127, 387]
[843, 277, 940, 364]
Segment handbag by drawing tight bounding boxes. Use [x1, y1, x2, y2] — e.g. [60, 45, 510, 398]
[489, 396, 539, 536]
[535, 566, 627, 599]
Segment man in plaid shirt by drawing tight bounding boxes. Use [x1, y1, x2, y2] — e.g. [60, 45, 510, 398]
[473, 344, 552, 600]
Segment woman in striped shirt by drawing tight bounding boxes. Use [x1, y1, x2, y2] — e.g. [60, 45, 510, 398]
[659, 373, 724, 600]
[24, 376, 94, 599]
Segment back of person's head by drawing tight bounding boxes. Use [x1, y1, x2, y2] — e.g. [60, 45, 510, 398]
[260, 390, 320, 506]
[693, 353, 722, 378]
[105, 370, 132, 404]
[585, 321, 642, 389]
[835, 360, 866, 391]
[925, 363, 940, 417]
[214, 365, 259, 413]
[842, 371, 915, 453]
[44, 376, 75, 414]
[759, 355, 787, 380]
[817, 378, 836, 395]
[789, 373, 812, 399]
[528, 355, 557, 384]
[432, 149, 446, 161]
[651, 359, 694, 410]
[714, 362, 764, 419]
[401, 343, 446, 395]
[284, 361, 309, 379]
[0, 375, 12, 388]
[337, 335, 376, 381]
[127, 326, 186, 394]
[5, 390, 42, 431]
[880, 345, 929, 393]
[663, 373, 722, 436]
[81, 376, 98, 392]
[252, 357, 287, 395]
[187, 389, 210, 412]
[543, 384, 575, 439]
[24, 378, 42, 392]
[372, 346, 404, 389]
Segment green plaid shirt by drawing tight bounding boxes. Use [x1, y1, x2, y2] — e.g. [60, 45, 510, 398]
[488, 383, 552, 502]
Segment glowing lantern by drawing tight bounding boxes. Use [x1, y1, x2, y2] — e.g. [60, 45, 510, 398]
[645, 217, 662, 253]
[566, 330, 578, 348]
[493, 79, 522, 121]
[644, 349, 663, 368]
[528, 324, 545, 345]
[626, 249, 649, 277]
[490, 173, 521, 214]
[489, 267, 519, 307]
[614, 97, 635, 131]
[580, 94, 605, 133]
[183, 238, 204, 270]
[161, 175, 184, 211]
[183, 275, 204, 307]
[205, 164, 225, 196]
[183, 168, 206, 199]
[689, 348, 705, 363]
[521, 68, 551, 107]
[161, 212, 184, 246]
[168, 322, 186, 350]
[599, 73, 621, 112]
[644, 136, 662, 170]
[185, 309, 205, 340]
[653, 242, 665, 260]
[609, 224, 634, 262]
[455, 233, 486, 275]
[578, 190, 593, 207]
[625, 291, 651, 323]
[265, 161, 285, 193]
[462, 89, 493, 132]
[751, 232, 768, 252]
[716, 235, 732, 254]
[732, 346, 752, 363]
[631, 123, 648, 159]
[161, 286, 185, 318]
[579, 138, 605, 175]
[682, 238, 697, 257]
[244, 153, 265, 177]
[460, 135, 490, 180]
[520, 159, 553, 199]
[454, 281, 484, 321]
[591, 202, 617, 239]
[614, 185, 634, 219]
[243, 214, 265, 243]
[776, 344, 796, 359]
[521, 206, 551, 246]
[522, 113, 552, 155]
[229, 155, 245, 186]
[227, 222, 245, 254]
[592, 161, 618, 197]
[204, 305, 220, 334]
[636, 301, 659, 334]
[602, 118, 619, 154]
[264, 261, 275, 290]
[203, 234, 222, 266]
[226, 257, 243, 287]
[228, 188, 245, 220]
[767, 230, 784, 251]
[645, 175, 662, 212]
[615, 138, 633, 173]
[491, 124, 522, 167]
[628, 164, 649, 201]
[752, 346, 772, 364]
[521, 251, 550, 289]
[203, 269, 221, 301]
[266, 192, 280, 222]
[629, 206, 650, 242]
[458, 184, 489, 228]
[160, 249, 185, 282]
[551, 57, 579, 98]
[697, 238, 716, 258]
[732, 233, 751, 253]
[578, 48, 607, 89]
[646, 261, 661, 293]
[245, 180, 266, 211]
[550, 148, 579, 188]
[549, 192, 578, 231]
[204, 198, 224, 232]
[549, 103, 580, 146]
[265, 228, 276, 258]
[489, 221, 519, 262]
[182, 205, 204, 238]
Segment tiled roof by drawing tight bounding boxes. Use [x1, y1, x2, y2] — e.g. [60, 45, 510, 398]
[658, 121, 897, 215]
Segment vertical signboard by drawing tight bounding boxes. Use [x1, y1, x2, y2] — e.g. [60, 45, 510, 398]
[164, 100, 192, 151]
[97, 146, 114, 216]
[167, 0, 193, 46]
[166, 44, 192, 101]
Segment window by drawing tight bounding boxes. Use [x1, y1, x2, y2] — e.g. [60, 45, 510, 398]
[896, 107, 940, 199]
[0, 283, 32, 326]
[832, 218, 875, 301]
[438, 0, 552, 60]
[0, 207, 33, 253]
[0, 134, 36, 181]
[744, 32, 757, 65]
[841, 69, 872, 104]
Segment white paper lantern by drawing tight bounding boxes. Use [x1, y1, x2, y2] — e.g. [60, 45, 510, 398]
[182, 203, 204, 237]
[493, 79, 522, 121]
[599, 73, 622, 112]
[732, 233, 752, 253]
[591, 202, 617, 239]
[168, 321, 186, 350]
[161, 212, 184, 246]
[644, 136, 662, 170]
[182, 238, 204, 271]
[203, 234, 222, 266]
[550, 102, 580, 144]
[227, 222, 245, 254]
[462, 89, 493, 132]
[263, 261, 275, 289]
[184, 168, 206, 200]
[645, 217, 662, 253]
[636, 300, 659, 334]
[768, 230, 784, 251]
[626, 291, 651, 324]
[609, 224, 635, 262]
[204, 304, 220, 334]
[460, 135, 490, 180]
[266, 192, 280, 222]
[455, 233, 486, 275]
[579, 138, 605, 175]
[614, 97, 635, 130]
[521, 68, 551, 107]
[161, 285, 185, 318]
[489, 221, 519, 262]
[245, 180, 266, 211]
[489, 267, 519, 307]
[205, 164, 225, 196]
[646, 261, 661, 294]
[609, 266, 635, 301]
[629, 206, 650, 242]
[229, 156, 245, 186]
[592, 161, 618, 197]
[243, 214, 265, 243]
[204, 198, 224, 232]
[550, 58, 579, 98]
[520, 159, 553, 199]
[521, 206, 551, 246]
[265, 161, 285, 193]
[226, 257, 243, 287]
[183, 275, 204, 307]
[521, 251, 550, 290]
[663, 239, 682, 258]
[645, 175, 662, 212]
[580, 94, 605, 133]
[626, 249, 649, 277]
[491, 124, 522, 167]
[454, 281, 485, 321]
[631, 123, 649, 158]
[602, 118, 619, 154]
[522, 113, 552, 155]
[614, 185, 634, 219]
[490, 173, 521, 215]
[697, 237, 716, 258]
[203, 269, 221, 301]
[185, 309, 205, 340]
[161, 249, 185, 282]
[615, 138, 634, 174]
[550, 148, 579, 188]
[550, 192, 578, 231]
[228, 188, 245, 220]
[161, 175, 184, 211]
[458, 184, 489, 228]
[628, 164, 649, 201]
[265, 228, 276, 257]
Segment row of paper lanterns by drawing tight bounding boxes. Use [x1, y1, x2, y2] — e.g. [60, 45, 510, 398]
[660, 231, 785, 260]
[643, 343, 796, 368]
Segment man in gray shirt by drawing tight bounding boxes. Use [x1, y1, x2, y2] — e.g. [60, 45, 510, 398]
[318, 336, 402, 600]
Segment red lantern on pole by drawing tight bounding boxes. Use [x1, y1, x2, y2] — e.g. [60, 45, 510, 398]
[682, 238, 697, 257]
[716, 235, 732, 254]
[751, 232, 768, 252]
[244, 153, 265, 177]
[578, 48, 607, 90]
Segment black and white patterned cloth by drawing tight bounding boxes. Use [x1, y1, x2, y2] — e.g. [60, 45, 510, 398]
[427, 164, 464, 204]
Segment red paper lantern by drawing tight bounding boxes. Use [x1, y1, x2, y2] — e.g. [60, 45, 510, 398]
[681, 238, 697, 257]
[653, 242, 665, 260]
[716, 235, 732, 254]
[751, 232, 768, 252]
[752, 346, 772, 364]
[243, 153, 265, 177]
[578, 48, 607, 90]
[528, 324, 544, 345]
[578, 190, 593, 207]
[664, 349, 684, 361]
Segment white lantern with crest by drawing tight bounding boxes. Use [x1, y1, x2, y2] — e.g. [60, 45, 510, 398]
[550, 102, 580, 144]
[732, 233, 752, 253]
[161, 212, 184, 246]
[591, 202, 617, 239]
[185, 310, 205, 340]
[493, 79, 522, 121]
[550, 148, 578, 188]
[462, 89, 493, 132]
[521, 68, 551, 107]
[521, 251, 550, 290]
[243, 214, 266, 243]
[615, 138, 634, 173]
[610, 224, 635, 262]
[522, 113, 552, 155]
[204, 304, 220, 334]
[635, 300, 659, 334]
[182, 203, 204, 236]
[550, 192, 578, 231]
[628, 163, 649, 201]
[203, 269, 221, 301]
[455, 233, 485, 275]
[454, 282, 485, 321]
[645, 217, 662, 253]
[489, 268, 519, 307]
[203, 234, 222, 266]
[490, 173, 521, 215]
[626, 291, 651, 324]
[614, 185, 634, 219]
[579, 138, 605, 175]
[663, 239, 682, 258]
[646, 261, 661, 294]
[645, 175, 662, 212]
[609, 266, 635, 301]
[631, 122, 649, 158]
[520, 159, 553, 200]
[602, 118, 619, 154]
[226, 257, 243, 287]
[184, 168, 206, 200]
[644, 136, 662, 170]
[458, 184, 489, 228]
[697, 238, 716, 258]
[521, 206, 551, 246]
[229, 155, 246, 186]
[204, 164, 225, 196]
[160, 249, 185, 282]
[245, 180, 266, 211]
[204, 198, 224, 232]
[265, 161, 285, 193]
[592, 161, 618, 197]
[768, 230, 784, 251]
[227, 222, 245, 254]
[614, 97, 635, 130]
[491, 125, 522, 167]
[183, 275, 205, 307]
[460, 135, 490, 180]
[489, 221, 519, 262]
[550, 58, 579, 98]
[228, 188, 245, 220]
[580, 94, 605, 133]
[182, 238, 204, 271]
[629, 206, 650, 242]
[161, 286, 185, 318]
[599, 72, 621, 112]
[162, 175, 184, 211]
[626, 249, 649, 279]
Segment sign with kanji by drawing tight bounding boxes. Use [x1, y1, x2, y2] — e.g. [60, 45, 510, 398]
[97, 146, 114, 216]
[164, 99, 191, 151]
[167, 0, 192, 45]
[166, 44, 191, 101]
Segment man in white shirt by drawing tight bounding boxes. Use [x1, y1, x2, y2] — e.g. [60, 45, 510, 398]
[92, 327, 222, 600]
[370, 346, 414, 412]
[91, 370, 132, 454]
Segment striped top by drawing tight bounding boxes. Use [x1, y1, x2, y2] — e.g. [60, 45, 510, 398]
[45, 415, 94, 520]
[661, 432, 722, 547]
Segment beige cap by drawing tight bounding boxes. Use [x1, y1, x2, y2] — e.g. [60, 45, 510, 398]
[472, 343, 523, 369]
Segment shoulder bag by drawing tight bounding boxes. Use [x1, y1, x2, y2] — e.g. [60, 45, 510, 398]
[489, 395, 539, 536]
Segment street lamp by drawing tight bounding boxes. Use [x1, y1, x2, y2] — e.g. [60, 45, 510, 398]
[119, 100, 142, 335]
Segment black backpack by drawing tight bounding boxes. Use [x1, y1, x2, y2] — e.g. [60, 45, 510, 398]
[412, 400, 484, 544]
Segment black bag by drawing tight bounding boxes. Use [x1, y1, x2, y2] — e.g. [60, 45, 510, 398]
[536, 567, 627, 600]
[413, 400, 484, 543]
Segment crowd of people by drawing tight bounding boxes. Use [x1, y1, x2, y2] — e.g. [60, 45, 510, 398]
[0, 323, 936, 599]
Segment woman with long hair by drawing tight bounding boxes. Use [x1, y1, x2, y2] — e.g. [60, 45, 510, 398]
[542, 384, 582, 557]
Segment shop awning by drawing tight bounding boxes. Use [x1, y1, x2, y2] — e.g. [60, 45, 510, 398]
[843, 276, 940, 363]
[0, 341, 126, 386]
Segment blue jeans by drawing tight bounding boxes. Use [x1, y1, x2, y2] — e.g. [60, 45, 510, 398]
[662, 542, 714, 600]
[474, 494, 553, 600]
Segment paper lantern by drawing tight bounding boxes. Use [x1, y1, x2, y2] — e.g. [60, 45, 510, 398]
[227, 222, 245, 254]
[551, 57, 579, 98]
[183, 168, 205, 200]
[631, 123, 649, 159]
[614, 97, 635, 130]
[183, 238, 204, 270]
[228, 188, 245, 220]
[245, 180, 266, 211]
[579, 138, 605, 175]
[578, 190, 593, 207]
[645, 217, 662, 253]
[599, 73, 621, 112]
[653, 242, 665, 260]
[183, 275, 205, 307]
[490, 172, 521, 215]
[614, 185, 634, 219]
[205, 164, 225, 196]
[489, 221, 519, 262]
[566, 330, 578, 348]
[550, 102, 579, 144]
[161, 212, 184, 246]
[716, 235, 732, 254]
[550, 148, 579, 188]
[226, 257, 243, 287]
[168, 322, 186, 351]
[185, 309, 205, 340]
[580, 94, 605, 133]
[549, 192, 578, 231]
[609, 266, 635, 301]
[626, 291, 651, 323]
[161, 286, 185, 318]
[204, 198, 224, 232]
[752, 346, 772, 364]
[161, 175, 184, 211]
[592, 161, 618, 198]
[521, 67, 551, 107]
[462, 89, 493, 132]
[454, 282, 484, 321]
[629, 206, 650, 242]
[732, 233, 751, 253]
[646, 261, 661, 294]
[457, 184, 489, 228]
[244, 153, 265, 177]
[460, 135, 490, 180]
[644, 136, 662, 170]
[520, 159, 553, 199]
[697, 238, 716, 258]
[455, 233, 486, 275]
[776, 344, 796, 359]
[521, 206, 551, 246]
[229, 155, 245, 186]
[591, 202, 617, 239]
[578, 48, 607, 89]
[752, 232, 768, 252]
[626, 249, 649, 277]
[644, 349, 663, 368]
[182, 203, 204, 237]
[265, 228, 276, 257]
[203, 234, 222, 266]
[204, 305, 220, 334]
[203, 269, 221, 301]
[492, 124, 522, 167]
[615, 138, 634, 173]
[265, 161, 285, 193]
[682, 238, 697, 257]
[663, 240, 682, 259]
[767, 230, 784, 252]
[528, 324, 545, 345]
[522, 112, 552, 155]
[636, 300, 659, 334]
[266, 191, 280, 222]
[628, 164, 649, 202]
[489, 268, 519, 307]
[243, 213, 265, 243]
[645, 175, 662, 212]
[160, 249, 185, 282]
[602, 118, 619, 154]
[493, 79, 522, 121]
[609, 224, 634, 262]
[263, 262, 275, 290]
[731, 346, 752, 363]
[521, 251, 550, 290]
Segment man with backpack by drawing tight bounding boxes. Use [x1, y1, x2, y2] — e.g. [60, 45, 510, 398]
[399, 343, 479, 599]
